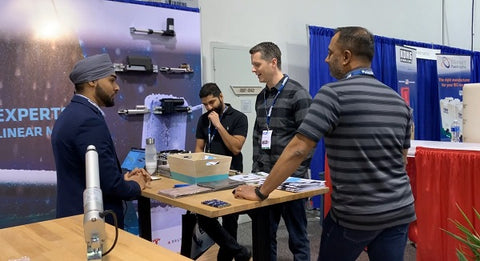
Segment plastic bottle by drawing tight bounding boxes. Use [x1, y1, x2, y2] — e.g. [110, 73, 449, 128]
[145, 137, 157, 175]
[450, 119, 460, 143]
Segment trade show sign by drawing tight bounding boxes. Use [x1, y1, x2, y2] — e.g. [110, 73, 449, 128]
[0, 1, 201, 252]
[436, 55, 471, 141]
[395, 45, 418, 137]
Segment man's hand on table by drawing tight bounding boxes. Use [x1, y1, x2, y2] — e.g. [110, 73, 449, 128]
[125, 168, 152, 190]
[233, 185, 261, 201]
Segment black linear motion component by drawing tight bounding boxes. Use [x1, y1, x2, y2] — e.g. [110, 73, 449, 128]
[113, 56, 159, 73]
[130, 18, 175, 37]
[153, 98, 191, 115]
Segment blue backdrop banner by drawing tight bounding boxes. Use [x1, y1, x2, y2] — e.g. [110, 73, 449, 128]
[436, 55, 471, 141]
[395, 45, 418, 136]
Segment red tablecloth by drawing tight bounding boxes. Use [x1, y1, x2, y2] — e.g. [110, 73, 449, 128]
[324, 146, 480, 261]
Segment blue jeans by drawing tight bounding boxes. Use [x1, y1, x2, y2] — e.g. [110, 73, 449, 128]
[270, 198, 310, 261]
[318, 212, 409, 261]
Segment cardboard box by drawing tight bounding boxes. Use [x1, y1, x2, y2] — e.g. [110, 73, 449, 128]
[167, 152, 231, 184]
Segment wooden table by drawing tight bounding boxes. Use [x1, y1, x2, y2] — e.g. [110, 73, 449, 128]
[0, 214, 191, 261]
[138, 177, 329, 260]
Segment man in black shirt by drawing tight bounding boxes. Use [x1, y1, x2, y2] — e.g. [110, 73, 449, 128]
[195, 83, 250, 261]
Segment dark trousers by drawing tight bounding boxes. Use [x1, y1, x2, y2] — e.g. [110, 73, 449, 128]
[269, 198, 310, 261]
[197, 213, 243, 261]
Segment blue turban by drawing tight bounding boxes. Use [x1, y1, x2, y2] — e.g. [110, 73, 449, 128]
[69, 53, 115, 84]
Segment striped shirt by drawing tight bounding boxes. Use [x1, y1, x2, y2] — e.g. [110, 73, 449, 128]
[298, 71, 416, 230]
[252, 75, 312, 177]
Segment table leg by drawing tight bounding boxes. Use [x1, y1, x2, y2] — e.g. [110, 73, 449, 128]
[250, 206, 271, 260]
[137, 196, 152, 241]
[180, 212, 201, 258]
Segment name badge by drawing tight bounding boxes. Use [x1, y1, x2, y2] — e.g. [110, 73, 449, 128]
[261, 130, 273, 150]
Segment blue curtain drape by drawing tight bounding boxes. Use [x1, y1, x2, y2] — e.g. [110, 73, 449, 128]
[371, 36, 398, 92]
[308, 26, 480, 208]
[416, 59, 441, 140]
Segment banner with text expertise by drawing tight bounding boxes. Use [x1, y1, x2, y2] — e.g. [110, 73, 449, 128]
[436, 54, 471, 141]
[395, 46, 417, 138]
[0, 0, 202, 233]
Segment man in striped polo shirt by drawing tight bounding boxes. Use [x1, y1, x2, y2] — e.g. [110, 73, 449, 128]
[235, 27, 416, 261]
[249, 42, 312, 261]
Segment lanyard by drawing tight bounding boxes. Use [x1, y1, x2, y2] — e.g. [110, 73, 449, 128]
[344, 68, 374, 79]
[264, 75, 289, 129]
[207, 105, 228, 153]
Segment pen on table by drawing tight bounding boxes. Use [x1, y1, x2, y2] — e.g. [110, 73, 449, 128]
[174, 184, 191, 188]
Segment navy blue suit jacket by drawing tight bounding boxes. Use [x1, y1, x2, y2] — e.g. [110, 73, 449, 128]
[51, 95, 140, 228]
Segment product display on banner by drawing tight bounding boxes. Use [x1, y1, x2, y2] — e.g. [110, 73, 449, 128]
[395, 45, 418, 136]
[159, 63, 194, 74]
[130, 17, 176, 37]
[0, 0, 202, 244]
[436, 54, 471, 141]
[113, 55, 159, 73]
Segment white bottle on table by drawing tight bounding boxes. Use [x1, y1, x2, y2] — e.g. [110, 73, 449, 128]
[145, 137, 157, 175]
[450, 119, 460, 143]
[450, 105, 461, 143]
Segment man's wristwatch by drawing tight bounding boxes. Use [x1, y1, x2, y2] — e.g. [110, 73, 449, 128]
[255, 186, 268, 201]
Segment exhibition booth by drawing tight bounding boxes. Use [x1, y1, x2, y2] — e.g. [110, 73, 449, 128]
[3, 1, 480, 260]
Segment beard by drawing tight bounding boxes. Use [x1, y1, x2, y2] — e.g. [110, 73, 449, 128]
[208, 102, 224, 115]
[95, 85, 115, 107]
[328, 63, 345, 80]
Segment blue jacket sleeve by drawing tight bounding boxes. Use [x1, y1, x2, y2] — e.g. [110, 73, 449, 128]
[76, 116, 141, 200]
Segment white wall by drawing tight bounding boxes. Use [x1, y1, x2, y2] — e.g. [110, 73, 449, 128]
[198, 0, 480, 173]
[199, 0, 480, 87]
